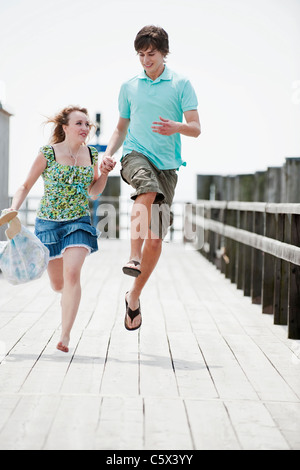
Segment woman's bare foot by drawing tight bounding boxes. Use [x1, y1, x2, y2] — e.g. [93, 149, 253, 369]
[56, 342, 69, 353]
[56, 334, 70, 353]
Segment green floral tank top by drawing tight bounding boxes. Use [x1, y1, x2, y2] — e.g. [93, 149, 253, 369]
[37, 145, 98, 221]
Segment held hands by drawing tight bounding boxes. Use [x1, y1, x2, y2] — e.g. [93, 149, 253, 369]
[152, 116, 179, 136]
[100, 156, 116, 175]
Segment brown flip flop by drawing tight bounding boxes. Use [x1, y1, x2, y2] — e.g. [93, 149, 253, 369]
[124, 292, 142, 331]
[122, 259, 141, 277]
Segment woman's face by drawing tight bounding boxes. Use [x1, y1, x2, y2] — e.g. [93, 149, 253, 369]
[64, 111, 91, 144]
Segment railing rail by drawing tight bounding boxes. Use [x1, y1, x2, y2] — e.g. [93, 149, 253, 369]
[187, 200, 300, 339]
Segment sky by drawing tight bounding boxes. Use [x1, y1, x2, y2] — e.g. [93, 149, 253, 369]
[0, 0, 300, 202]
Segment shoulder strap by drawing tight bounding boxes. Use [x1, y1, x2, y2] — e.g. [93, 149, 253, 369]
[40, 145, 55, 164]
[88, 146, 99, 165]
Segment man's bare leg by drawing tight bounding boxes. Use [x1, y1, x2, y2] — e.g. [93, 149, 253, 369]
[124, 192, 157, 274]
[125, 191, 163, 329]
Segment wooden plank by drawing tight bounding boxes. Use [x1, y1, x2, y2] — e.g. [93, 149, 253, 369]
[223, 334, 298, 402]
[99, 326, 140, 397]
[60, 332, 110, 395]
[139, 324, 178, 398]
[185, 399, 240, 450]
[194, 332, 258, 400]
[167, 332, 218, 399]
[265, 402, 300, 450]
[0, 394, 60, 450]
[250, 334, 300, 399]
[0, 394, 21, 438]
[44, 395, 101, 450]
[225, 400, 289, 450]
[197, 200, 300, 215]
[144, 397, 193, 450]
[191, 214, 300, 266]
[94, 396, 144, 450]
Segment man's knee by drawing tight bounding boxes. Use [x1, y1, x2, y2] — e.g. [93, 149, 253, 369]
[136, 191, 157, 204]
[146, 235, 162, 250]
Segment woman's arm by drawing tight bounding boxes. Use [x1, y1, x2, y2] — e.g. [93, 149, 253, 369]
[10, 152, 47, 210]
[88, 162, 110, 199]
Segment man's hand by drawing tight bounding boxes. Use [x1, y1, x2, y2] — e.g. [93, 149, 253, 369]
[152, 116, 179, 136]
[100, 156, 116, 174]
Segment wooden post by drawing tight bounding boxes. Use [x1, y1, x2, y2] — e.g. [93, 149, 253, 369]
[251, 212, 264, 304]
[197, 175, 214, 200]
[273, 213, 288, 325]
[280, 163, 287, 203]
[285, 157, 300, 202]
[262, 213, 276, 314]
[254, 171, 266, 202]
[242, 211, 253, 296]
[211, 175, 224, 200]
[236, 174, 255, 201]
[288, 214, 300, 339]
[266, 167, 282, 203]
[235, 210, 243, 290]
[223, 175, 235, 201]
[224, 208, 237, 284]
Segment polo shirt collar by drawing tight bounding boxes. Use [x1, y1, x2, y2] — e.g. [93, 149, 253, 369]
[138, 65, 172, 83]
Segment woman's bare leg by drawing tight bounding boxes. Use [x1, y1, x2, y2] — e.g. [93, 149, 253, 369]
[47, 248, 88, 352]
[58, 247, 88, 351]
[47, 257, 64, 293]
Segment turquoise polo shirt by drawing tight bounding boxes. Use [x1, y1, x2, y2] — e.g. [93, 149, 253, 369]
[118, 66, 198, 170]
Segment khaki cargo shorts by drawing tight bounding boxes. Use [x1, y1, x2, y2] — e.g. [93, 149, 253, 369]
[120, 151, 178, 239]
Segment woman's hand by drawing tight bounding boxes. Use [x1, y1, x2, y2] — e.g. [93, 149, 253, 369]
[100, 156, 116, 174]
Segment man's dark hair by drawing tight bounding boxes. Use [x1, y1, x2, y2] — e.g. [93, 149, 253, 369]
[134, 25, 169, 56]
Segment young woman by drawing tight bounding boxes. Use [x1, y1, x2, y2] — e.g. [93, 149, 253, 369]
[9, 106, 115, 352]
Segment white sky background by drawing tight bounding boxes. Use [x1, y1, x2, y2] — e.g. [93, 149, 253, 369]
[0, 0, 300, 201]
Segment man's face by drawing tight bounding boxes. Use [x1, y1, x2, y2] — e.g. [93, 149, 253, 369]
[138, 47, 165, 80]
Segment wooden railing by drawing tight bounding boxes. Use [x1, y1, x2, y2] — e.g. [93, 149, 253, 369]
[187, 201, 300, 339]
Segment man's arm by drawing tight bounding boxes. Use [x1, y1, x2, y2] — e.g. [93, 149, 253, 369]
[103, 117, 130, 158]
[152, 110, 201, 138]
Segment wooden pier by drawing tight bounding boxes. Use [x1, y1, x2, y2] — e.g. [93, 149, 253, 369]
[0, 239, 300, 450]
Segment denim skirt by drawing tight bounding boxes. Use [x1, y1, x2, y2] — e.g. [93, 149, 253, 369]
[34, 216, 98, 260]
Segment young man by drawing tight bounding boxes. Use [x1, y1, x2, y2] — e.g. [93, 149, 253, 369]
[103, 25, 201, 330]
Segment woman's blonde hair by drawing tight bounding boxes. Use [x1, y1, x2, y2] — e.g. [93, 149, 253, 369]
[46, 106, 95, 144]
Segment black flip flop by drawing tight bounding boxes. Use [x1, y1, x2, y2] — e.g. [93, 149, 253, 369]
[125, 293, 142, 331]
[122, 259, 141, 277]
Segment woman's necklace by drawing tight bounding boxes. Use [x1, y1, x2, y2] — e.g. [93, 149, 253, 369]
[67, 144, 81, 184]
[68, 144, 81, 166]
